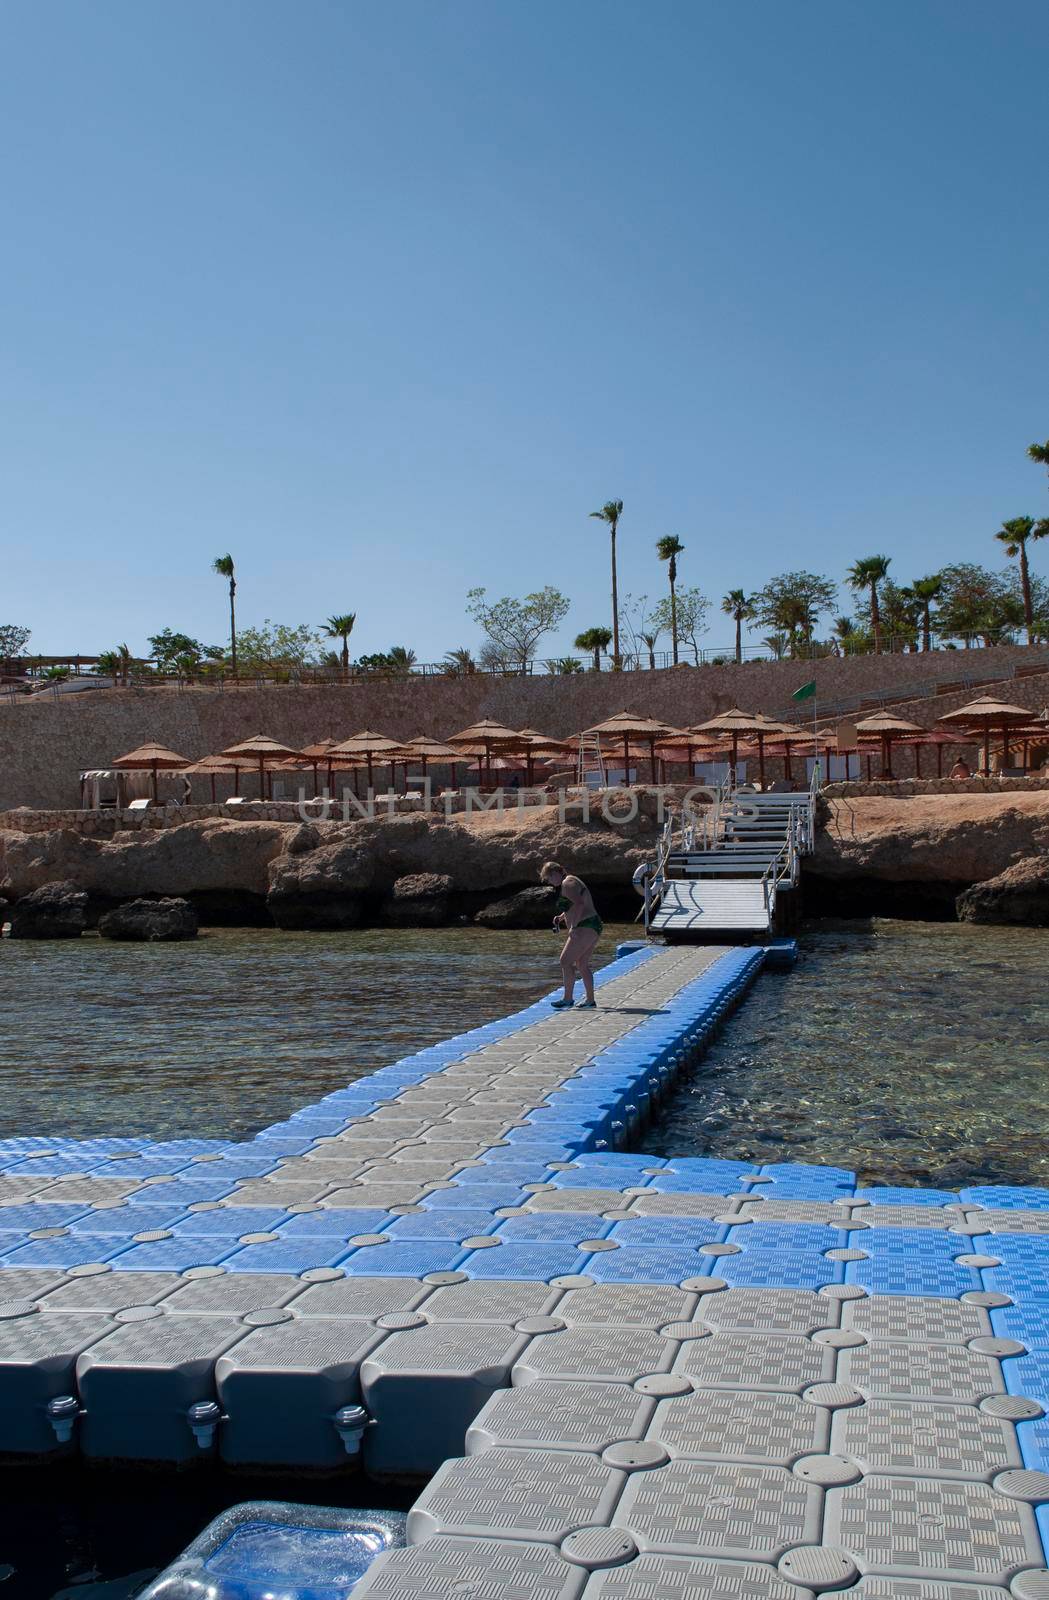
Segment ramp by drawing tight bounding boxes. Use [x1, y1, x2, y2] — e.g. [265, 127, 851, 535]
[651, 879, 772, 934]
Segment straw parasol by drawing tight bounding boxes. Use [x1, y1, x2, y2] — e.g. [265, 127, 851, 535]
[329, 729, 403, 788]
[753, 722, 813, 784]
[219, 734, 305, 799]
[937, 694, 1034, 776]
[690, 708, 772, 779]
[399, 735, 468, 777]
[180, 753, 255, 802]
[501, 729, 573, 785]
[854, 711, 924, 779]
[445, 719, 523, 782]
[111, 741, 191, 802]
[584, 711, 678, 783]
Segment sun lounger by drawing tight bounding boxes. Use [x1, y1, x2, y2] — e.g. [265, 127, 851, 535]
[125, 798, 151, 813]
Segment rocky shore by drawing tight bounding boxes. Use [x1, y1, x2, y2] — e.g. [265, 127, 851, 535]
[2, 788, 1048, 932]
[0, 805, 655, 934]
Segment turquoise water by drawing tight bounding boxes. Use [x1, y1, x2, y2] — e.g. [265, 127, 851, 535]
[0, 926, 632, 1143]
[641, 919, 1049, 1189]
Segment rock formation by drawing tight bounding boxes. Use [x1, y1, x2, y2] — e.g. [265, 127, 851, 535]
[8, 881, 88, 939]
[97, 897, 199, 941]
[956, 856, 1049, 926]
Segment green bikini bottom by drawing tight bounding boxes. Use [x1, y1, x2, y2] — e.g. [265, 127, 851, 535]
[575, 915, 603, 935]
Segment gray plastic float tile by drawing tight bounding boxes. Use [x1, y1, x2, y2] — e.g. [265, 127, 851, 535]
[851, 1582, 1011, 1599]
[322, 1185, 435, 1209]
[841, 1294, 992, 1344]
[0, 1309, 114, 1453]
[695, 1288, 835, 1335]
[159, 1274, 305, 1314]
[468, 1380, 654, 1455]
[362, 1322, 528, 1477]
[585, 1555, 815, 1599]
[556, 1285, 698, 1328]
[0, 1267, 73, 1299]
[833, 1399, 1022, 1480]
[823, 1474, 1041, 1585]
[736, 1200, 854, 1224]
[216, 1316, 385, 1467]
[292, 1277, 429, 1317]
[673, 1332, 834, 1393]
[407, 1447, 623, 1544]
[614, 1458, 821, 1561]
[839, 1341, 1007, 1401]
[513, 1326, 678, 1385]
[526, 1190, 637, 1214]
[351, 1537, 586, 1600]
[648, 1388, 831, 1466]
[626, 1194, 738, 1219]
[41, 1272, 184, 1311]
[420, 1280, 560, 1323]
[973, 1210, 1049, 1235]
[76, 1313, 248, 1461]
[857, 1206, 958, 1230]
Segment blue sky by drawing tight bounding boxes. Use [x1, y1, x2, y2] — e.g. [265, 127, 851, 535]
[3, 1, 1047, 663]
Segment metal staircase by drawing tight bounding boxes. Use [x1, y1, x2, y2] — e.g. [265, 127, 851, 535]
[643, 779, 816, 939]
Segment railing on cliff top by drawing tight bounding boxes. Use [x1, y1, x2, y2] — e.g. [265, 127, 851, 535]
[6, 630, 1049, 697]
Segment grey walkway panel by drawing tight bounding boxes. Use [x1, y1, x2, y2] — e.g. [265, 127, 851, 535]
[585, 1554, 815, 1598]
[673, 1332, 835, 1393]
[613, 1458, 821, 1562]
[823, 1474, 1042, 1585]
[351, 1536, 586, 1600]
[513, 1326, 679, 1386]
[695, 1288, 837, 1335]
[556, 1285, 699, 1328]
[362, 1323, 530, 1477]
[406, 1447, 624, 1544]
[215, 1316, 387, 1467]
[0, 1309, 113, 1454]
[841, 1294, 993, 1345]
[467, 1381, 656, 1456]
[647, 1388, 831, 1467]
[838, 1341, 1008, 1402]
[832, 1398, 1023, 1481]
[77, 1313, 248, 1461]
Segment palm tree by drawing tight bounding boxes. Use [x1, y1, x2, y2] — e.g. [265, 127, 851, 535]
[720, 588, 755, 665]
[442, 647, 477, 676]
[847, 555, 891, 653]
[908, 574, 943, 652]
[212, 554, 237, 675]
[656, 537, 685, 664]
[590, 500, 624, 667]
[763, 632, 789, 661]
[995, 518, 1047, 645]
[323, 613, 357, 680]
[386, 645, 417, 675]
[639, 631, 660, 670]
[574, 627, 613, 672]
[1028, 439, 1049, 479]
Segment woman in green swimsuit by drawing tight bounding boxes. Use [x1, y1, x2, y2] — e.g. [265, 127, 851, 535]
[540, 860, 603, 1009]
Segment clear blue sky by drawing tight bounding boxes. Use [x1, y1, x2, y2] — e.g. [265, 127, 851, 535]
[3, 0, 1047, 663]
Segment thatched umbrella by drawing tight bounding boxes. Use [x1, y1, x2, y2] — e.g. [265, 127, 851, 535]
[585, 711, 678, 783]
[112, 741, 191, 802]
[501, 729, 573, 785]
[896, 729, 963, 780]
[219, 734, 305, 799]
[399, 735, 464, 777]
[446, 719, 523, 783]
[329, 730, 403, 789]
[180, 753, 254, 802]
[754, 723, 812, 784]
[854, 711, 924, 779]
[937, 694, 1034, 776]
[690, 708, 771, 781]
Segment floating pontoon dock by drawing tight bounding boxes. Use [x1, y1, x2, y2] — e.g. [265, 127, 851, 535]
[3, 941, 1049, 1596]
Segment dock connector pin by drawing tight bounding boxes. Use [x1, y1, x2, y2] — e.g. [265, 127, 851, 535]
[46, 1395, 81, 1444]
[187, 1400, 222, 1449]
[333, 1403, 369, 1456]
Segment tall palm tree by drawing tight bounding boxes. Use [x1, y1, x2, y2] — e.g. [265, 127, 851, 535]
[590, 500, 624, 667]
[846, 555, 891, 653]
[656, 537, 685, 664]
[323, 613, 357, 680]
[995, 518, 1047, 645]
[639, 631, 660, 670]
[1028, 439, 1049, 479]
[212, 554, 237, 675]
[574, 627, 613, 672]
[908, 574, 943, 652]
[720, 588, 755, 665]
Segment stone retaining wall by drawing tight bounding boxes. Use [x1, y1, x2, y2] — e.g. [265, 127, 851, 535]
[5, 644, 1049, 811]
[822, 776, 1049, 799]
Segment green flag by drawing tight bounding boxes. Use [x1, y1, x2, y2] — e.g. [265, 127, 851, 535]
[792, 680, 817, 702]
